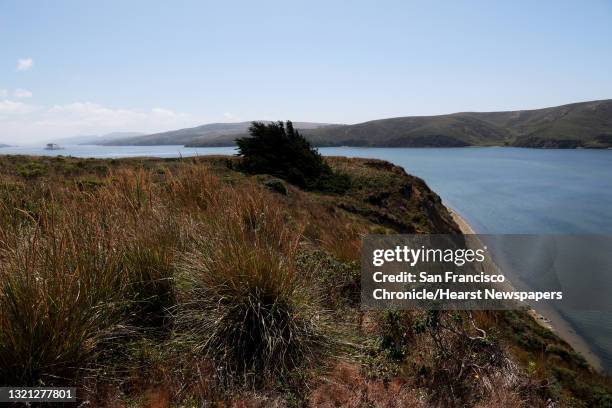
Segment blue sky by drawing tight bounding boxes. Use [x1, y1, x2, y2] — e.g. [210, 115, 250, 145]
[1, 0, 611, 143]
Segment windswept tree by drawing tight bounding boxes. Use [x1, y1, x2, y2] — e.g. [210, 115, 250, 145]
[236, 121, 349, 192]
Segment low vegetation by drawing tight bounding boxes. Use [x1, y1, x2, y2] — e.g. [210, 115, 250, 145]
[236, 121, 350, 192]
[0, 147, 610, 406]
[174, 184, 332, 386]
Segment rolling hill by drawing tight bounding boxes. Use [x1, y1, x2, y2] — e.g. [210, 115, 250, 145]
[301, 99, 612, 148]
[102, 122, 336, 146]
[103, 99, 612, 148]
[50, 132, 145, 145]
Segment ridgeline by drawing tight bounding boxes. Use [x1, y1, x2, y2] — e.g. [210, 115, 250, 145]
[102, 99, 612, 149]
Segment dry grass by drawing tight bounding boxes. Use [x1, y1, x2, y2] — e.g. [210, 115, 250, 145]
[0, 159, 345, 398]
[0, 200, 126, 385]
[173, 184, 333, 386]
[0, 155, 609, 406]
[309, 362, 425, 408]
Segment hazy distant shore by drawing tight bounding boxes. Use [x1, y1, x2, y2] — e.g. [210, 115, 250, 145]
[447, 206, 604, 372]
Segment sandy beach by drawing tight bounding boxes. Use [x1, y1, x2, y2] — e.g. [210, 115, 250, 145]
[447, 206, 604, 372]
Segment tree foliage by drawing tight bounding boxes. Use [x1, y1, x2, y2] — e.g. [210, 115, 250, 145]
[236, 121, 350, 192]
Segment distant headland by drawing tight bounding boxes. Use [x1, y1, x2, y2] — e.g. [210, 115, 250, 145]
[98, 99, 612, 149]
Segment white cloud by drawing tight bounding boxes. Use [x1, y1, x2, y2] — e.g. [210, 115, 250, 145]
[0, 101, 193, 143]
[152, 107, 185, 120]
[48, 102, 136, 119]
[14, 89, 33, 98]
[0, 89, 7, 97]
[0, 100, 35, 114]
[46, 103, 188, 126]
[16, 58, 33, 71]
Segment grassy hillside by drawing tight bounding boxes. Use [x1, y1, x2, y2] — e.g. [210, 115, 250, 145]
[102, 122, 253, 145]
[303, 115, 511, 147]
[50, 131, 145, 145]
[104, 121, 335, 146]
[181, 99, 612, 148]
[465, 99, 612, 147]
[303, 99, 612, 148]
[0, 155, 610, 406]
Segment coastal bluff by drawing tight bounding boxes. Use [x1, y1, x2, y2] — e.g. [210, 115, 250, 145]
[0, 154, 609, 406]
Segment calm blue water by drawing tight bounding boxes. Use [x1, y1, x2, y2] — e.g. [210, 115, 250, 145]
[0, 144, 238, 159]
[3, 144, 612, 371]
[319, 147, 612, 235]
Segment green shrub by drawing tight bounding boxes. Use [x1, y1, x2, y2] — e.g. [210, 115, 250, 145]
[236, 121, 349, 193]
[361, 338, 402, 381]
[310, 172, 351, 194]
[296, 250, 360, 306]
[76, 178, 105, 191]
[16, 162, 47, 179]
[264, 178, 288, 195]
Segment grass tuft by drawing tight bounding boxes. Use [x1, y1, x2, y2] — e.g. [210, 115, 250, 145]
[174, 188, 331, 386]
[0, 201, 126, 385]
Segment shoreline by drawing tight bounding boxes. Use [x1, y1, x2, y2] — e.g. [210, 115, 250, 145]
[447, 206, 604, 372]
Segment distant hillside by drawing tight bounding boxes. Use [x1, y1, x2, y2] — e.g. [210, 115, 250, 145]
[186, 116, 510, 147]
[101, 100, 612, 148]
[51, 132, 145, 145]
[103, 122, 336, 146]
[302, 99, 612, 148]
[303, 115, 511, 147]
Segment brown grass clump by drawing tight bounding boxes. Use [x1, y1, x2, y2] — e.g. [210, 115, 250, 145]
[317, 217, 363, 263]
[0, 163, 196, 386]
[174, 184, 332, 386]
[309, 362, 425, 408]
[163, 163, 223, 211]
[0, 159, 346, 395]
[0, 200, 126, 385]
